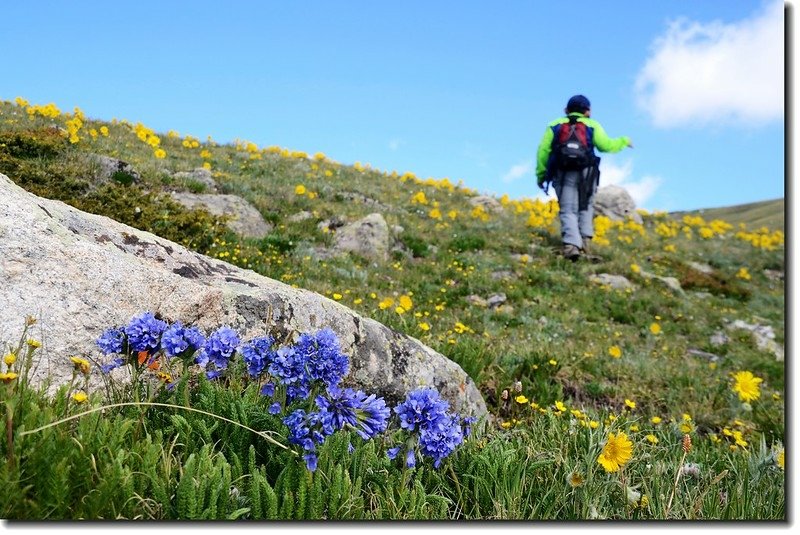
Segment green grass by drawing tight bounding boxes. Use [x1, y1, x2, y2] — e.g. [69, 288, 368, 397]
[0, 98, 785, 520]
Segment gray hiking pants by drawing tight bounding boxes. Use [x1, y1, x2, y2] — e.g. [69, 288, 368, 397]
[553, 168, 595, 249]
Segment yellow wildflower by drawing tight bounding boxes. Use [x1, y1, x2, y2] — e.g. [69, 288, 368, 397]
[732, 371, 762, 403]
[295, 184, 307, 195]
[70, 356, 91, 375]
[0, 372, 19, 383]
[649, 323, 662, 335]
[597, 432, 633, 473]
[515, 395, 529, 404]
[645, 434, 658, 444]
[3, 352, 16, 366]
[608, 345, 622, 358]
[650, 416, 662, 425]
[71, 391, 88, 403]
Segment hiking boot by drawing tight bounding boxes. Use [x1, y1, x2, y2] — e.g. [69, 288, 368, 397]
[562, 244, 581, 261]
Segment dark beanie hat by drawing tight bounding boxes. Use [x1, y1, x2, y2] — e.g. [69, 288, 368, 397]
[566, 95, 591, 113]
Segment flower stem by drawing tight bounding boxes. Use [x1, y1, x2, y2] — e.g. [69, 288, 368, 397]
[665, 450, 687, 517]
[19, 401, 295, 453]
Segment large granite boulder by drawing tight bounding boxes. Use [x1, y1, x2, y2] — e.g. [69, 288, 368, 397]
[594, 185, 642, 224]
[0, 173, 485, 417]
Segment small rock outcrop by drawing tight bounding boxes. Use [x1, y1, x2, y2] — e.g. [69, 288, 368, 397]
[170, 192, 273, 238]
[89, 154, 141, 185]
[468, 195, 502, 213]
[0, 173, 486, 417]
[173, 168, 218, 192]
[594, 185, 642, 224]
[332, 213, 390, 262]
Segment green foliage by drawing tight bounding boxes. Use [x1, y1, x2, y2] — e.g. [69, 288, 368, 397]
[448, 234, 486, 252]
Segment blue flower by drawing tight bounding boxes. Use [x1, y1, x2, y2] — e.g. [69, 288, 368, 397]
[268, 402, 282, 415]
[240, 335, 275, 377]
[393, 388, 450, 433]
[294, 328, 349, 387]
[386, 446, 401, 460]
[418, 415, 464, 468]
[314, 386, 390, 440]
[195, 326, 239, 373]
[96, 328, 125, 355]
[406, 449, 416, 469]
[161, 322, 205, 358]
[303, 453, 318, 472]
[124, 312, 168, 353]
[260, 382, 276, 397]
[462, 416, 477, 438]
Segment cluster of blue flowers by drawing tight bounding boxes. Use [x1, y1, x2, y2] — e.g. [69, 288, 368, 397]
[388, 388, 476, 468]
[96, 312, 475, 472]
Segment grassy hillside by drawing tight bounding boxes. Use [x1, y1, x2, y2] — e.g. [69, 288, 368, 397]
[0, 98, 785, 520]
[671, 198, 784, 233]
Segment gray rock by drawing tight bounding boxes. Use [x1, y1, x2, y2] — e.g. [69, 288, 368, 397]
[173, 168, 217, 192]
[170, 192, 273, 238]
[727, 319, 784, 361]
[589, 273, 635, 290]
[468, 195, 502, 213]
[332, 213, 390, 262]
[287, 211, 314, 223]
[486, 293, 507, 308]
[0, 173, 485, 417]
[687, 261, 714, 275]
[466, 295, 488, 308]
[710, 331, 729, 347]
[593, 185, 642, 224]
[639, 269, 684, 295]
[89, 154, 141, 184]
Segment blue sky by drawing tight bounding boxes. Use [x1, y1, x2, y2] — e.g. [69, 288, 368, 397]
[0, 0, 785, 212]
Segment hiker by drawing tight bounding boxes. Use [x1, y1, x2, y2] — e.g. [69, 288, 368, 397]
[536, 95, 633, 260]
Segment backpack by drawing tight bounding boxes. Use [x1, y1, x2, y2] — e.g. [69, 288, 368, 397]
[552, 115, 593, 170]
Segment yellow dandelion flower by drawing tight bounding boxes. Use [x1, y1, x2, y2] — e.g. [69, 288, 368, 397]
[295, 184, 307, 195]
[630, 263, 641, 274]
[3, 352, 16, 366]
[645, 434, 658, 444]
[549, 359, 557, 366]
[154, 148, 167, 159]
[624, 399, 636, 410]
[332, 293, 343, 300]
[500, 421, 512, 429]
[650, 416, 662, 425]
[71, 391, 88, 403]
[589, 420, 599, 429]
[732, 370, 762, 403]
[629, 424, 640, 432]
[418, 322, 430, 331]
[555, 401, 567, 412]
[608, 345, 622, 358]
[399, 295, 413, 311]
[736, 267, 751, 280]
[597, 432, 633, 473]
[100, 126, 109, 136]
[649, 323, 662, 335]
[0, 371, 19, 383]
[395, 306, 406, 315]
[26, 338, 41, 349]
[70, 356, 91, 375]
[515, 395, 529, 404]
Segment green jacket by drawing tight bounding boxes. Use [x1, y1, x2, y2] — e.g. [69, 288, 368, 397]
[535, 112, 630, 185]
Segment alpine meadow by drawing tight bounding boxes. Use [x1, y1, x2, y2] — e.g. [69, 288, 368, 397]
[0, 98, 785, 521]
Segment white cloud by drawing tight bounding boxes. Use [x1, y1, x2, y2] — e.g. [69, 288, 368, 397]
[635, 1, 783, 128]
[599, 159, 662, 209]
[388, 138, 404, 151]
[501, 161, 533, 184]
